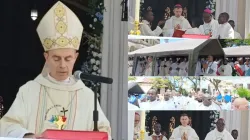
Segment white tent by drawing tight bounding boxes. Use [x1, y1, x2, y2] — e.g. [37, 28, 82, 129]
[129, 39, 225, 76]
[223, 46, 250, 57]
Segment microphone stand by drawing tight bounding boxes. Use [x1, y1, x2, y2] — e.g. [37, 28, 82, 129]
[91, 81, 99, 131]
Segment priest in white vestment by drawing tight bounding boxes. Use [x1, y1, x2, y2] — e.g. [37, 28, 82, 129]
[199, 9, 219, 38]
[0, 2, 111, 138]
[169, 114, 199, 140]
[178, 59, 187, 76]
[163, 4, 191, 37]
[217, 12, 234, 39]
[228, 20, 242, 39]
[140, 10, 164, 36]
[205, 118, 234, 140]
[161, 92, 175, 110]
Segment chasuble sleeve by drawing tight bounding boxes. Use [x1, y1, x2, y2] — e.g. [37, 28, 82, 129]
[141, 24, 162, 36]
[0, 85, 31, 138]
[169, 129, 182, 140]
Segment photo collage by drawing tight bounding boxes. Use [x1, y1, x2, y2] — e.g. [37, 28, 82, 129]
[128, 0, 250, 140]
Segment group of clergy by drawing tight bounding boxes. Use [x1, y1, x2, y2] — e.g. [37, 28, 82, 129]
[139, 4, 242, 39]
[133, 113, 236, 140]
[130, 55, 250, 76]
[128, 88, 250, 111]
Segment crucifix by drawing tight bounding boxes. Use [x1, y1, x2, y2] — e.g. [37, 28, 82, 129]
[60, 107, 68, 116]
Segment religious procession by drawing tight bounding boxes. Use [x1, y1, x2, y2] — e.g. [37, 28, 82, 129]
[128, 39, 250, 76]
[128, 0, 250, 39]
[128, 76, 250, 110]
[128, 110, 250, 140]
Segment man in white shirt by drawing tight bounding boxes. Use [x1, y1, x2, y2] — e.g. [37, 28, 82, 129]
[199, 9, 219, 38]
[228, 20, 242, 39]
[163, 4, 191, 37]
[140, 10, 165, 36]
[205, 118, 234, 140]
[217, 12, 234, 39]
[140, 89, 162, 110]
[161, 92, 175, 110]
[169, 114, 199, 140]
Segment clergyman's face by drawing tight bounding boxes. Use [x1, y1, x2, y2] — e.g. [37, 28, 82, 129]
[44, 48, 78, 81]
[216, 119, 225, 132]
[203, 13, 211, 23]
[180, 116, 189, 126]
[147, 90, 157, 101]
[164, 93, 170, 101]
[173, 8, 182, 17]
[218, 14, 227, 24]
[154, 124, 161, 133]
[134, 114, 140, 127]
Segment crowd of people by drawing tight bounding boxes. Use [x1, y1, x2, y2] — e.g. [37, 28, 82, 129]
[129, 55, 250, 76]
[133, 113, 238, 140]
[138, 4, 242, 39]
[128, 88, 249, 110]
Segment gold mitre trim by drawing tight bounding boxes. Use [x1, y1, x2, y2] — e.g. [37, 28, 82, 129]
[37, 1, 83, 51]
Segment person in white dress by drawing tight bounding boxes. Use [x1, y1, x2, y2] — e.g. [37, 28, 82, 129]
[0, 1, 111, 138]
[228, 20, 242, 39]
[204, 118, 234, 140]
[203, 55, 217, 76]
[217, 12, 234, 39]
[133, 113, 141, 140]
[199, 9, 219, 38]
[170, 58, 179, 76]
[165, 58, 171, 76]
[169, 114, 199, 140]
[163, 4, 191, 37]
[218, 58, 232, 76]
[145, 56, 153, 76]
[140, 10, 165, 36]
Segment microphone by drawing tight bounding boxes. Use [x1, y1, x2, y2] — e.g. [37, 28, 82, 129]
[74, 70, 113, 84]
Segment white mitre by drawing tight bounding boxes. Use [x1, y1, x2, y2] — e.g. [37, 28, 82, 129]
[36, 1, 83, 75]
[37, 1, 83, 51]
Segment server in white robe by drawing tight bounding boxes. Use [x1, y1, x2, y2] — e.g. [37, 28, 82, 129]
[205, 118, 234, 140]
[165, 59, 171, 76]
[199, 9, 219, 38]
[147, 123, 168, 140]
[178, 59, 187, 76]
[228, 20, 242, 39]
[0, 1, 111, 138]
[217, 12, 234, 39]
[170, 59, 179, 76]
[163, 4, 191, 37]
[145, 56, 153, 76]
[169, 114, 199, 140]
[140, 10, 164, 36]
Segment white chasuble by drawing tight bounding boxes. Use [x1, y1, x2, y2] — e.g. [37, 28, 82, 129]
[169, 126, 199, 140]
[163, 16, 191, 37]
[205, 129, 234, 140]
[0, 74, 111, 138]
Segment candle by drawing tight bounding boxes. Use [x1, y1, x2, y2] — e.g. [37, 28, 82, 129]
[135, 0, 140, 22]
[140, 111, 146, 131]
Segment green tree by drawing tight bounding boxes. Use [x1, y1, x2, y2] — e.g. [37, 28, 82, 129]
[219, 39, 250, 47]
[237, 88, 250, 101]
[201, 77, 222, 93]
[186, 76, 200, 92]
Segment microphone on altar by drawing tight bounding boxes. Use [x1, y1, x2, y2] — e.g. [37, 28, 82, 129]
[39, 71, 113, 140]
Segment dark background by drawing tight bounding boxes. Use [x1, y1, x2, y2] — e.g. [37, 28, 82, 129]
[146, 111, 212, 140]
[143, 0, 207, 29]
[1, 0, 94, 115]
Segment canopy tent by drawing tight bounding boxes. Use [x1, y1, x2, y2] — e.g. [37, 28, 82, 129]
[129, 39, 225, 76]
[223, 46, 250, 57]
[128, 82, 145, 94]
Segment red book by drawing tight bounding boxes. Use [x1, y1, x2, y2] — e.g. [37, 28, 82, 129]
[172, 29, 186, 37]
[40, 129, 108, 140]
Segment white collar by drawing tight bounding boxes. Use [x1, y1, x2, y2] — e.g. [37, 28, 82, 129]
[152, 132, 162, 136]
[172, 16, 184, 20]
[48, 74, 71, 84]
